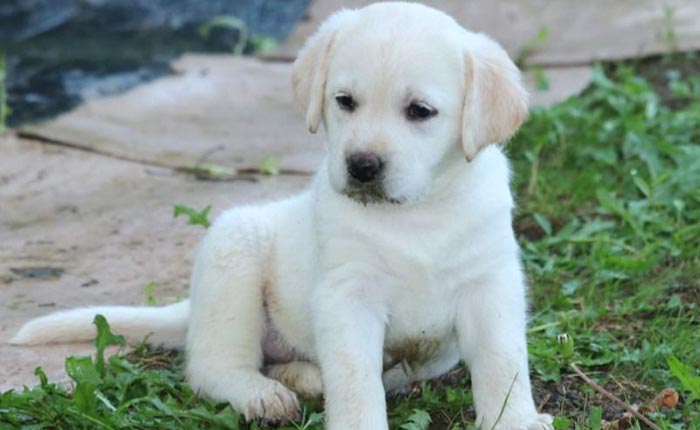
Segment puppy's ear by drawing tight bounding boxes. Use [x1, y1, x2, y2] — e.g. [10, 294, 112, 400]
[462, 34, 528, 161]
[292, 10, 354, 134]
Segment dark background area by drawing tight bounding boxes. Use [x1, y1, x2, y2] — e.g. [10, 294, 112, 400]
[0, 0, 310, 126]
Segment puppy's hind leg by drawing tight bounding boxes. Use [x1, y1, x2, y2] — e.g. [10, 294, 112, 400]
[185, 209, 299, 422]
[265, 361, 323, 399]
[383, 343, 460, 394]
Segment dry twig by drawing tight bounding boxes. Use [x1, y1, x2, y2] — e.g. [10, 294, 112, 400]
[570, 363, 662, 430]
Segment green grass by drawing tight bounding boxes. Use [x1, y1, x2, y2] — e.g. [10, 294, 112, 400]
[511, 60, 700, 429]
[173, 204, 212, 229]
[0, 51, 8, 133]
[1, 59, 699, 429]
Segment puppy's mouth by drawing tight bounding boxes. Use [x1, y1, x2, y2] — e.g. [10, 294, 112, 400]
[342, 180, 404, 206]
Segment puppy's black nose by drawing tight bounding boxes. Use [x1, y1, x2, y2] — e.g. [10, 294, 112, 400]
[347, 152, 384, 183]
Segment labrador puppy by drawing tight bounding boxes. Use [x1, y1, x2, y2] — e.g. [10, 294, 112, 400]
[13, 3, 554, 429]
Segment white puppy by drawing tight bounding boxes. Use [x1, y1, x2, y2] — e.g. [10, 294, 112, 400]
[13, 3, 553, 429]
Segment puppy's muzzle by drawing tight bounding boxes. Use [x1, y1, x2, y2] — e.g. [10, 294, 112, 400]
[343, 151, 400, 205]
[347, 151, 384, 183]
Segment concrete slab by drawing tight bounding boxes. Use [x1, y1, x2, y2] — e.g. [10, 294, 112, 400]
[275, 0, 700, 65]
[18, 52, 590, 179]
[0, 134, 311, 391]
[19, 55, 325, 174]
[264, 0, 700, 108]
[16, 2, 700, 182]
[524, 66, 593, 107]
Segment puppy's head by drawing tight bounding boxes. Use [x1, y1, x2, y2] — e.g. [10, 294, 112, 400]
[293, 3, 527, 205]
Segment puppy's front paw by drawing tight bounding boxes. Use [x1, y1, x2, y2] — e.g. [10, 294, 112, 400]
[516, 413, 554, 430]
[490, 412, 553, 430]
[526, 413, 554, 430]
[242, 379, 300, 423]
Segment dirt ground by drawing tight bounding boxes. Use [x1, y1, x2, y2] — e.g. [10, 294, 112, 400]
[0, 133, 310, 391]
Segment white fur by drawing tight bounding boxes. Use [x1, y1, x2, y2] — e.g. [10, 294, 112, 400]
[11, 301, 188, 348]
[12, 3, 553, 430]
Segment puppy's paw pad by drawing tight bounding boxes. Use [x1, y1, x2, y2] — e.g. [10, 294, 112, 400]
[243, 380, 300, 422]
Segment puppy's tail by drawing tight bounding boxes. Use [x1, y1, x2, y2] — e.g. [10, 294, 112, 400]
[10, 300, 189, 349]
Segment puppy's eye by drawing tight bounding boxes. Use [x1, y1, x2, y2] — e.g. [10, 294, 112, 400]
[335, 94, 356, 112]
[406, 102, 437, 121]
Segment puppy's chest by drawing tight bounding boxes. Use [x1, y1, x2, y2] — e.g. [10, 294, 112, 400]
[382, 284, 457, 369]
[321, 209, 479, 366]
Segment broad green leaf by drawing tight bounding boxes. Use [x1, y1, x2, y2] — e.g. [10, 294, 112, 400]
[588, 407, 603, 430]
[173, 204, 212, 229]
[400, 409, 431, 430]
[93, 315, 126, 376]
[669, 356, 700, 401]
[65, 356, 101, 386]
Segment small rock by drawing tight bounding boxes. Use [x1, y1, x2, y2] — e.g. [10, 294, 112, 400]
[81, 278, 99, 288]
[9, 267, 65, 280]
